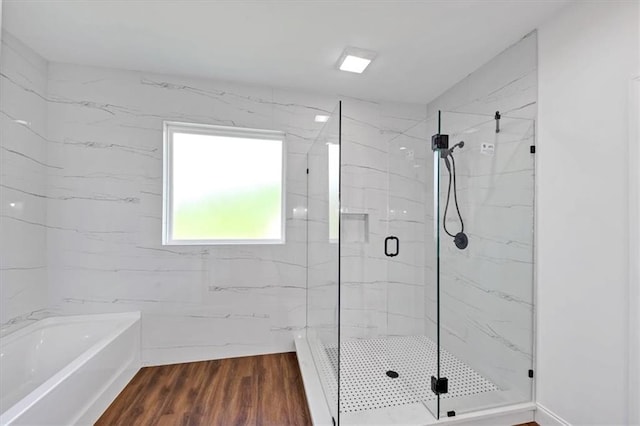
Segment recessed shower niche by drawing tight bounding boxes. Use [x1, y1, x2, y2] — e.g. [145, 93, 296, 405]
[341, 213, 369, 244]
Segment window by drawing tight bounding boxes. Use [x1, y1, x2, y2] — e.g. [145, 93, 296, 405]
[163, 122, 285, 245]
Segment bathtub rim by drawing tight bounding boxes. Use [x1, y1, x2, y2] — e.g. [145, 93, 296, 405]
[0, 311, 141, 424]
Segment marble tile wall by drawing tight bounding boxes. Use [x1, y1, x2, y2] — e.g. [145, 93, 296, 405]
[385, 117, 434, 338]
[42, 62, 339, 365]
[1, 31, 427, 364]
[340, 99, 426, 340]
[0, 32, 49, 333]
[303, 97, 427, 344]
[1, 27, 535, 385]
[425, 32, 537, 401]
[426, 32, 538, 120]
[306, 105, 340, 348]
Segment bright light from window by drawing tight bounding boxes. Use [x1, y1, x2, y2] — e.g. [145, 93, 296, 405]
[164, 123, 284, 244]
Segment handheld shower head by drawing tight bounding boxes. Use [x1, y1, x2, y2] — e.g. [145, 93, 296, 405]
[441, 140, 464, 158]
[440, 140, 468, 250]
[444, 156, 451, 172]
[451, 140, 464, 152]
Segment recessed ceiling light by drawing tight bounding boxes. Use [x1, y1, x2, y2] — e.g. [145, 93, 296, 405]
[340, 56, 371, 73]
[337, 47, 377, 74]
[315, 115, 330, 123]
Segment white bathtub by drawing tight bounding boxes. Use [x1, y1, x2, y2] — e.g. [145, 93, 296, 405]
[0, 312, 141, 425]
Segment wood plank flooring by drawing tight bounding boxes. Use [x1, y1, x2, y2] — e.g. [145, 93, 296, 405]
[96, 351, 539, 426]
[95, 352, 311, 426]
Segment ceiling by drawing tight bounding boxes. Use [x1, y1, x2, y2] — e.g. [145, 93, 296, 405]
[2, 0, 567, 104]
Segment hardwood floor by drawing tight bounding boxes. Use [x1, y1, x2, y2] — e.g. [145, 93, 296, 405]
[96, 351, 538, 426]
[95, 352, 311, 426]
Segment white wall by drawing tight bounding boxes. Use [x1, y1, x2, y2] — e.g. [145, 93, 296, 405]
[41, 62, 425, 365]
[42, 62, 337, 366]
[0, 25, 425, 364]
[629, 73, 640, 426]
[537, 1, 639, 425]
[0, 31, 49, 333]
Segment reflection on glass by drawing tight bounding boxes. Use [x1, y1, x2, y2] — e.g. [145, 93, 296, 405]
[436, 111, 535, 418]
[305, 103, 341, 421]
[328, 143, 339, 241]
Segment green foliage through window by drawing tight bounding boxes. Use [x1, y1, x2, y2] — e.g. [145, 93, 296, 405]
[164, 123, 284, 244]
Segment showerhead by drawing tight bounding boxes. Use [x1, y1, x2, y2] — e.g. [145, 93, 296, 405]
[441, 140, 464, 161]
[440, 139, 468, 250]
[451, 141, 464, 152]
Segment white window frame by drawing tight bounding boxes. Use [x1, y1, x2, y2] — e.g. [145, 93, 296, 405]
[162, 121, 286, 245]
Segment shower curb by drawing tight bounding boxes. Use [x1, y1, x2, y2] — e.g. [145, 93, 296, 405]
[295, 337, 334, 426]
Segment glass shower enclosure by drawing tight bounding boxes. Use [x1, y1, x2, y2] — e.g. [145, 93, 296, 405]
[306, 102, 341, 420]
[304, 101, 535, 424]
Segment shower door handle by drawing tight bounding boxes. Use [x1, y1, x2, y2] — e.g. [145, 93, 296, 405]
[384, 236, 399, 257]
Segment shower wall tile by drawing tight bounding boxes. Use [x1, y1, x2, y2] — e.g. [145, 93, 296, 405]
[426, 32, 538, 120]
[385, 123, 430, 338]
[425, 33, 537, 400]
[40, 58, 425, 363]
[2, 30, 426, 362]
[340, 98, 427, 340]
[0, 32, 49, 333]
[306, 124, 340, 349]
[43, 61, 338, 365]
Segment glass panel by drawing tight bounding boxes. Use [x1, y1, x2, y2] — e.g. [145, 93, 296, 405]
[338, 100, 389, 424]
[432, 114, 443, 419]
[384, 116, 441, 419]
[306, 102, 341, 421]
[436, 111, 535, 417]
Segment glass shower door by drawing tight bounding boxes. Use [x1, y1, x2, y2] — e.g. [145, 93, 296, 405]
[434, 111, 535, 418]
[306, 102, 341, 423]
[384, 116, 440, 419]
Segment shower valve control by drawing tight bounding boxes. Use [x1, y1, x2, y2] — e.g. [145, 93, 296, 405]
[431, 133, 449, 152]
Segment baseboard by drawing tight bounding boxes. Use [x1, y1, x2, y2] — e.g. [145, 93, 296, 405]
[142, 344, 292, 367]
[535, 403, 572, 426]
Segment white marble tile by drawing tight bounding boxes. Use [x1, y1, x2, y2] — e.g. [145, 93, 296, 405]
[338, 96, 427, 341]
[11, 57, 335, 363]
[427, 33, 538, 120]
[2, 30, 535, 415]
[0, 31, 48, 331]
[424, 32, 537, 408]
